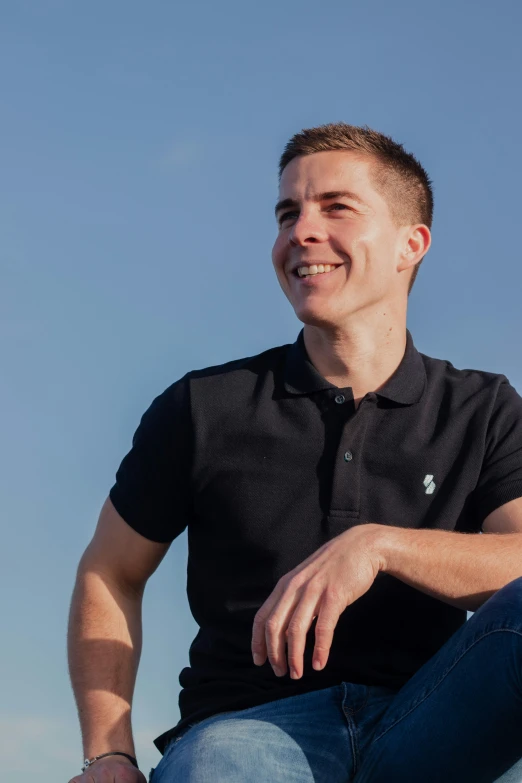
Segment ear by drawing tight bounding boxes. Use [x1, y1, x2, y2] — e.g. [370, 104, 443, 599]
[397, 225, 431, 273]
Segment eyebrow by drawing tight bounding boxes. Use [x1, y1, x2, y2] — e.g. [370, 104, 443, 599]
[274, 190, 366, 217]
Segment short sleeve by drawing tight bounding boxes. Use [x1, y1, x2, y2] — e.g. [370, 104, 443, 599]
[471, 378, 522, 527]
[109, 375, 192, 543]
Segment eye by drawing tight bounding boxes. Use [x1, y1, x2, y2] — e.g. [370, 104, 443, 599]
[278, 211, 299, 226]
[327, 203, 350, 212]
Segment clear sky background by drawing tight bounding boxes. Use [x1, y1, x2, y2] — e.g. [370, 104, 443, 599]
[1, 2, 521, 781]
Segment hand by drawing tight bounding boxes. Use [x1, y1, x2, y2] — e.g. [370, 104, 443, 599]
[251, 524, 384, 680]
[68, 756, 147, 783]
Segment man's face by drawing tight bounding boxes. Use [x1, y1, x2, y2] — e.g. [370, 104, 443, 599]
[272, 150, 413, 328]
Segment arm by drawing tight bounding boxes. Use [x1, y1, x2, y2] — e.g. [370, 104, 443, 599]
[374, 496, 522, 613]
[252, 498, 522, 679]
[67, 497, 171, 763]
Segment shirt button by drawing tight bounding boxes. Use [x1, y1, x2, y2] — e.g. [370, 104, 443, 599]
[335, 394, 346, 404]
[344, 450, 353, 462]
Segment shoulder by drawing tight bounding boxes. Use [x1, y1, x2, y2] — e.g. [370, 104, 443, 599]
[420, 350, 506, 388]
[418, 349, 522, 416]
[184, 341, 290, 392]
[150, 340, 291, 412]
[189, 341, 289, 378]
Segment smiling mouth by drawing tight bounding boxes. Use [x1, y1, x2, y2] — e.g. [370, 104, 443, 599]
[293, 264, 343, 278]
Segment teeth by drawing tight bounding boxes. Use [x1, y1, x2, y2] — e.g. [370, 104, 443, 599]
[297, 264, 334, 277]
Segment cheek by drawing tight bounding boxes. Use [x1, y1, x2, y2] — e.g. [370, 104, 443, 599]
[271, 235, 287, 269]
[340, 228, 385, 268]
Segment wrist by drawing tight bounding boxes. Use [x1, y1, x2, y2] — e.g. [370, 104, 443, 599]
[360, 522, 396, 573]
[84, 731, 136, 762]
[82, 751, 138, 773]
[84, 747, 136, 759]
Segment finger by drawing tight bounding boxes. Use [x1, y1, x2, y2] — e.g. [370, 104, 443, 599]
[251, 546, 332, 666]
[251, 578, 289, 666]
[286, 588, 321, 680]
[264, 588, 304, 676]
[312, 590, 343, 671]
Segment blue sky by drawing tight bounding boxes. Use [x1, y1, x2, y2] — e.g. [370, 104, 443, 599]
[2, 1, 521, 780]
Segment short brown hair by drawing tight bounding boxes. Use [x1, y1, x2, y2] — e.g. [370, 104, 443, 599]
[279, 123, 433, 292]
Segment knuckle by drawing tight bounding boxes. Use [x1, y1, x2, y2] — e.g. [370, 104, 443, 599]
[287, 618, 306, 637]
[315, 618, 333, 633]
[266, 639, 279, 657]
[315, 620, 334, 641]
[265, 616, 280, 634]
[277, 574, 290, 588]
[315, 618, 334, 634]
[252, 611, 266, 628]
[324, 585, 343, 604]
[287, 573, 304, 591]
[313, 637, 332, 652]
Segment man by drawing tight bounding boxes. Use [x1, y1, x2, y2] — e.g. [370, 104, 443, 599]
[68, 124, 522, 783]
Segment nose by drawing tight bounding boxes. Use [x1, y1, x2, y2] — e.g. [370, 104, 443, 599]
[288, 210, 328, 246]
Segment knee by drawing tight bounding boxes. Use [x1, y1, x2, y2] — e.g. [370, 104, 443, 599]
[168, 715, 311, 780]
[496, 575, 522, 602]
[479, 576, 522, 620]
[171, 717, 261, 773]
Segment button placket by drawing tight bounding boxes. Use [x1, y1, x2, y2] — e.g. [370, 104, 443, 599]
[328, 403, 371, 530]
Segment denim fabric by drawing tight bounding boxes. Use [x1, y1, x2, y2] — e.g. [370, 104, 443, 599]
[149, 576, 522, 782]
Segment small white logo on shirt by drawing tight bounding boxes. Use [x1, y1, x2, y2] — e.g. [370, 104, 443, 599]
[423, 474, 436, 495]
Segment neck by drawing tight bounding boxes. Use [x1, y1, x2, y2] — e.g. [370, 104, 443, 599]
[303, 311, 408, 404]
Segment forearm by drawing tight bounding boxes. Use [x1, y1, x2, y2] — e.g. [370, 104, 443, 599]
[67, 565, 143, 760]
[371, 525, 522, 612]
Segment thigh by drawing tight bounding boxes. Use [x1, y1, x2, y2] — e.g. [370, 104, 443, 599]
[354, 577, 522, 783]
[151, 686, 352, 783]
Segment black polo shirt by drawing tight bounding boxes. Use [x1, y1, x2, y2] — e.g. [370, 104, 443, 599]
[109, 329, 522, 755]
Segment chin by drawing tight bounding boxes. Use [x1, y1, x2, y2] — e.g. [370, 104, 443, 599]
[293, 305, 340, 329]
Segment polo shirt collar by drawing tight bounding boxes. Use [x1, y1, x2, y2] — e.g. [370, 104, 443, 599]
[284, 328, 426, 405]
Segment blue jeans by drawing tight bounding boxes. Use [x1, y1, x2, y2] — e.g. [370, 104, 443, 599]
[149, 577, 522, 782]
